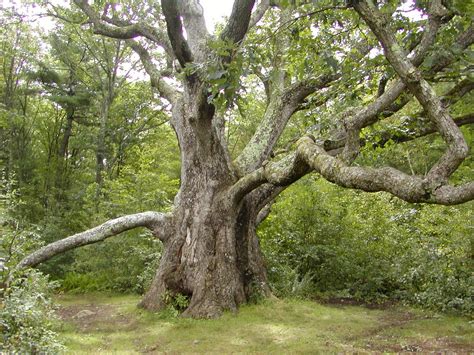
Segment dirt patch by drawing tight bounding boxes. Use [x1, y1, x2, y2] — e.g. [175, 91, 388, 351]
[318, 297, 397, 309]
[366, 337, 473, 353]
[353, 312, 472, 353]
[56, 303, 136, 332]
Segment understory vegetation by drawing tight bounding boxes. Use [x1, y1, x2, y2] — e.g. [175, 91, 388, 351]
[2, 174, 472, 351]
[31, 178, 473, 317]
[260, 177, 473, 316]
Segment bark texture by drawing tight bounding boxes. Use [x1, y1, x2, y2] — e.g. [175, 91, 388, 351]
[139, 86, 271, 318]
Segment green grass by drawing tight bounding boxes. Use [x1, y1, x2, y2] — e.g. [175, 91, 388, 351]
[54, 293, 473, 353]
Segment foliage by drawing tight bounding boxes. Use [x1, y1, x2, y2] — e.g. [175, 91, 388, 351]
[0, 175, 64, 353]
[0, 13, 180, 292]
[0, 269, 64, 352]
[259, 176, 473, 315]
[60, 124, 179, 293]
[62, 235, 162, 294]
[160, 292, 191, 317]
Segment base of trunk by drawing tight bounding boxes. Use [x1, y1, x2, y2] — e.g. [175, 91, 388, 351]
[138, 198, 271, 318]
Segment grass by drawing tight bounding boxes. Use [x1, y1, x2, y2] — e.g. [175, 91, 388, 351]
[54, 293, 473, 353]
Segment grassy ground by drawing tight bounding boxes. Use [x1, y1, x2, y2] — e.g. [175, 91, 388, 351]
[55, 293, 473, 353]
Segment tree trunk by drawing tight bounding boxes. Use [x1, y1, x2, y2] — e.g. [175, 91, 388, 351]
[139, 87, 271, 318]
[140, 194, 271, 318]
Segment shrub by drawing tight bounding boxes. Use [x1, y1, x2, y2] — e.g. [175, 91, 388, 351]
[259, 177, 473, 314]
[61, 233, 162, 294]
[0, 269, 64, 353]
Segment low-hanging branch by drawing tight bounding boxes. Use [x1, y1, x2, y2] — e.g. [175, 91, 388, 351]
[231, 134, 473, 206]
[296, 137, 474, 205]
[16, 212, 169, 270]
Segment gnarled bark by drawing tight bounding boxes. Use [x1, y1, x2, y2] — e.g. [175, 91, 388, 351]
[138, 88, 271, 318]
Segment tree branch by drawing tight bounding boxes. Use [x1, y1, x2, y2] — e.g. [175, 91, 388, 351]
[323, 29, 474, 154]
[221, 0, 256, 45]
[99, 11, 175, 60]
[296, 137, 473, 205]
[235, 73, 339, 175]
[373, 113, 474, 148]
[341, 1, 452, 163]
[16, 212, 170, 269]
[127, 40, 180, 104]
[73, 0, 170, 50]
[353, 0, 468, 187]
[161, 0, 193, 67]
[233, 128, 474, 207]
[178, 0, 209, 61]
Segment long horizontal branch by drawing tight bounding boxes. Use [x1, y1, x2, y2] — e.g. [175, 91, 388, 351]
[231, 127, 473, 207]
[296, 137, 473, 205]
[16, 211, 169, 269]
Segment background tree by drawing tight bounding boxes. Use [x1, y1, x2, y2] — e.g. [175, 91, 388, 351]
[14, 0, 474, 318]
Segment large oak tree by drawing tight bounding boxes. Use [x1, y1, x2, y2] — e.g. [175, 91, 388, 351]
[18, 0, 473, 318]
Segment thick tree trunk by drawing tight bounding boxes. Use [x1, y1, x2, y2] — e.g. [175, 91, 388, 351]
[140, 194, 271, 318]
[139, 87, 271, 318]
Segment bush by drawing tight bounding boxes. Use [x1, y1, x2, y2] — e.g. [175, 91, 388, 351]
[60, 232, 162, 294]
[0, 180, 64, 352]
[259, 177, 473, 314]
[0, 269, 64, 353]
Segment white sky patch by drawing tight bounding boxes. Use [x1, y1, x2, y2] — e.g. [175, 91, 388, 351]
[3, 0, 426, 35]
[1, 0, 234, 32]
[397, 0, 427, 21]
[200, 0, 234, 31]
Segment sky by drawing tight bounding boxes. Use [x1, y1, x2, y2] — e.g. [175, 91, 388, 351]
[2, 0, 423, 32]
[1, 0, 236, 32]
[200, 0, 235, 30]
